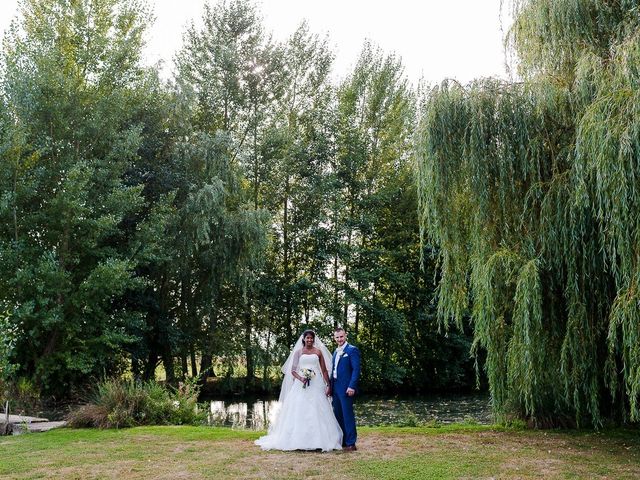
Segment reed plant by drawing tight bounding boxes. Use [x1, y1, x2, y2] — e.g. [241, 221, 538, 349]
[66, 378, 204, 428]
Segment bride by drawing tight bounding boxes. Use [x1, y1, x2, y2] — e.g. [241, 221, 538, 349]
[255, 329, 343, 451]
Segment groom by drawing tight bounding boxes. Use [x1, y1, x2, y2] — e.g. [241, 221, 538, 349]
[329, 327, 361, 451]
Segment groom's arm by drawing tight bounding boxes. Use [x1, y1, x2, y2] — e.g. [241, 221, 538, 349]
[348, 347, 361, 392]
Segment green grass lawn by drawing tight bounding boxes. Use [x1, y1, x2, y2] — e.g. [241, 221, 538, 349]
[1, 424, 638, 479]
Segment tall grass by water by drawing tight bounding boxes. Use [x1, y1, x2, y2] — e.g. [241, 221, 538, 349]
[66, 379, 204, 428]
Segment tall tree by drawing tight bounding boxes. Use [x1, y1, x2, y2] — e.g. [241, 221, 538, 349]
[173, 0, 271, 383]
[263, 22, 335, 347]
[416, 0, 640, 425]
[332, 42, 415, 342]
[0, 0, 153, 395]
[174, 0, 265, 148]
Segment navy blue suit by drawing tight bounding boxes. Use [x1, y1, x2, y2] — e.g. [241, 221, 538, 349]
[331, 343, 361, 447]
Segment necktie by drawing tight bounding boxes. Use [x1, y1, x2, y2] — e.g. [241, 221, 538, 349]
[333, 346, 345, 379]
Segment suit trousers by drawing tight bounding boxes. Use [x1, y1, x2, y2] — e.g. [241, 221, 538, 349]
[332, 392, 356, 447]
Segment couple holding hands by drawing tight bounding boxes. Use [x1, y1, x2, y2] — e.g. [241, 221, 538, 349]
[255, 327, 361, 452]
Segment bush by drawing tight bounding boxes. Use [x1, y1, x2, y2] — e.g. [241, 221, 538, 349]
[67, 378, 205, 428]
[0, 308, 19, 407]
[1, 377, 41, 417]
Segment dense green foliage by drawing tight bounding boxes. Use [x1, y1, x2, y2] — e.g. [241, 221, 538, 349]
[66, 378, 204, 428]
[1, 0, 157, 395]
[416, 0, 640, 425]
[0, 308, 18, 398]
[0, 0, 476, 400]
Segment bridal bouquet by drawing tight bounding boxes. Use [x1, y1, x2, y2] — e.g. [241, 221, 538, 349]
[300, 368, 316, 388]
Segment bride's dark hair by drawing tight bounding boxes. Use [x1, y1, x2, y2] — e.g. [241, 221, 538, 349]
[301, 329, 316, 345]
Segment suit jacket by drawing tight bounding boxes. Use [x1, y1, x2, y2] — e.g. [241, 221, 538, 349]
[331, 343, 361, 394]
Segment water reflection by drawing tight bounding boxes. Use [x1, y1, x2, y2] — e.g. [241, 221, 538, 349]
[207, 394, 491, 430]
[208, 399, 280, 430]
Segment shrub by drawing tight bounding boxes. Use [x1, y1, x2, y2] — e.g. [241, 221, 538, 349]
[0, 309, 18, 407]
[67, 378, 205, 428]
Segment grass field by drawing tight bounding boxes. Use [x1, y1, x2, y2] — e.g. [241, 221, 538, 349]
[1, 424, 639, 479]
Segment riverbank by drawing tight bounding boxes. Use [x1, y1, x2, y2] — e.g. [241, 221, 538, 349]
[1, 424, 638, 479]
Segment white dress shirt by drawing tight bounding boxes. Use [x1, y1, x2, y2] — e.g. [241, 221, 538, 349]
[333, 342, 348, 379]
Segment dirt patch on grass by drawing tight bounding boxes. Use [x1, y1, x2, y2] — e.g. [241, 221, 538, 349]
[222, 440, 348, 480]
[3, 428, 640, 480]
[366, 430, 640, 479]
[26, 460, 140, 480]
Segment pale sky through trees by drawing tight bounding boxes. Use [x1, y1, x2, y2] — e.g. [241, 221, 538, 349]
[0, 0, 512, 84]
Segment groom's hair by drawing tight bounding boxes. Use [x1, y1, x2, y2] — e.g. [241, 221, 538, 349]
[334, 327, 346, 334]
[301, 329, 316, 345]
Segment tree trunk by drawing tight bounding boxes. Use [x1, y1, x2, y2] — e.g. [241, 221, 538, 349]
[354, 232, 366, 337]
[159, 271, 175, 384]
[283, 175, 293, 344]
[244, 303, 254, 381]
[333, 253, 339, 327]
[200, 308, 218, 379]
[200, 354, 213, 379]
[13, 166, 18, 242]
[143, 349, 158, 381]
[190, 346, 198, 378]
[253, 101, 260, 210]
[355, 283, 360, 337]
[343, 197, 356, 323]
[245, 99, 258, 383]
[181, 353, 188, 379]
[262, 323, 272, 388]
[43, 329, 60, 358]
[131, 352, 141, 381]
[162, 348, 176, 385]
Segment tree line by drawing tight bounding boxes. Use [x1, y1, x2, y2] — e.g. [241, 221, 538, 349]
[8, 0, 636, 428]
[0, 0, 475, 400]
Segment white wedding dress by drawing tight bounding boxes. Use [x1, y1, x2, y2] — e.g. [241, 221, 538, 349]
[255, 353, 343, 451]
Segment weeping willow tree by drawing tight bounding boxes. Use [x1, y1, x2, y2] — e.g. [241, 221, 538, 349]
[416, 0, 640, 426]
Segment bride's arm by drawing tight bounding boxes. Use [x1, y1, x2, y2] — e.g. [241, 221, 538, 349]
[318, 351, 330, 385]
[291, 350, 303, 382]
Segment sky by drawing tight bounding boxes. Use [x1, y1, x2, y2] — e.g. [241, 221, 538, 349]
[0, 0, 513, 85]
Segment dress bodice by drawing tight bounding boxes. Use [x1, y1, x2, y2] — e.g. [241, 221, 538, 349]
[298, 353, 321, 371]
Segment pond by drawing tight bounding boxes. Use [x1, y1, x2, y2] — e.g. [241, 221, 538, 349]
[207, 393, 492, 430]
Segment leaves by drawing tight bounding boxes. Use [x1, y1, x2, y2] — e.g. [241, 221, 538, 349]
[417, 0, 640, 426]
[0, 0, 473, 399]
